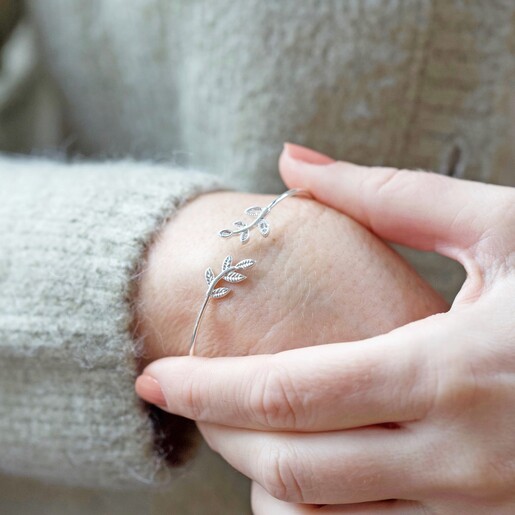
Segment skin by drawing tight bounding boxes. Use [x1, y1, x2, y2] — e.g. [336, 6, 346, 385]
[138, 144, 515, 514]
[135, 186, 447, 365]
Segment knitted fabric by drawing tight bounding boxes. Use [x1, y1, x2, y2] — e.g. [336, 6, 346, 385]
[0, 0, 513, 496]
[0, 157, 224, 487]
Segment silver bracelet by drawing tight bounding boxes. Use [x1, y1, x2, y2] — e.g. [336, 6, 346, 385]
[189, 188, 309, 355]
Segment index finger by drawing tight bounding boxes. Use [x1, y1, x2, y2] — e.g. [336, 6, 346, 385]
[138, 316, 443, 431]
[279, 143, 513, 261]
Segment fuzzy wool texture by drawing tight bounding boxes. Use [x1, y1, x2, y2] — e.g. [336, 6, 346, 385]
[0, 1, 514, 511]
[0, 156, 224, 488]
[27, 0, 515, 189]
[27, 0, 515, 302]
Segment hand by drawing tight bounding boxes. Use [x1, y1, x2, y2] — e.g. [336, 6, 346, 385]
[138, 144, 515, 514]
[134, 177, 445, 469]
[135, 188, 445, 365]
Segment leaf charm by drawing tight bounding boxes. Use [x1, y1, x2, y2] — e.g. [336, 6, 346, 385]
[205, 267, 215, 285]
[211, 287, 230, 299]
[222, 255, 233, 271]
[235, 259, 256, 270]
[192, 254, 258, 354]
[224, 272, 246, 283]
[258, 219, 270, 237]
[240, 230, 250, 244]
[219, 229, 232, 238]
[245, 206, 262, 217]
[217, 190, 304, 245]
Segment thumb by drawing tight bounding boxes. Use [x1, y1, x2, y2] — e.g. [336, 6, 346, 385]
[279, 143, 503, 261]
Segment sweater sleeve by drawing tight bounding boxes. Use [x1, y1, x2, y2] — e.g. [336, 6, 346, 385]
[0, 155, 226, 488]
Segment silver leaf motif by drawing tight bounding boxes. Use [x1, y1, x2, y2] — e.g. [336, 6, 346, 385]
[240, 230, 250, 244]
[235, 259, 256, 270]
[194, 190, 308, 355]
[258, 219, 270, 237]
[216, 190, 306, 245]
[222, 255, 232, 271]
[211, 287, 230, 299]
[224, 272, 246, 283]
[205, 267, 215, 285]
[244, 206, 262, 217]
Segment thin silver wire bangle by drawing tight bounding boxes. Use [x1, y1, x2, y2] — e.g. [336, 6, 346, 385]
[189, 188, 311, 356]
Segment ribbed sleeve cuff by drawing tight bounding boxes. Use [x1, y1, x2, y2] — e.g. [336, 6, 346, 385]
[0, 156, 225, 488]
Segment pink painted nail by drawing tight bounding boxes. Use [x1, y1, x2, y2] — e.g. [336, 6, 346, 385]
[135, 375, 167, 408]
[283, 142, 336, 165]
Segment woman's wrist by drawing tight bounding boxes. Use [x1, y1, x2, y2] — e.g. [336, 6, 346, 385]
[134, 191, 279, 363]
[134, 190, 447, 367]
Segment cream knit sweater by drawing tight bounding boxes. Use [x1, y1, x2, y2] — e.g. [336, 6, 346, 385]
[0, 0, 514, 510]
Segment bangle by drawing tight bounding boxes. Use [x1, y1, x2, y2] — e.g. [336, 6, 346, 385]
[189, 189, 310, 355]
[218, 188, 309, 244]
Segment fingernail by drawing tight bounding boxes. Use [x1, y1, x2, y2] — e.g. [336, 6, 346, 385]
[283, 142, 336, 166]
[135, 374, 167, 408]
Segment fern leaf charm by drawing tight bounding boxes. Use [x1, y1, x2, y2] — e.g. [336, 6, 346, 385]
[258, 219, 270, 237]
[205, 267, 215, 285]
[190, 255, 256, 355]
[235, 259, 255, 270]
[240, 230, 250, 244]
[211, 287, 230, 299]
[222, 255, 232, 271]
[217, 189, 307, 244]
[224, 272, 246, 283]
[244, 206, 262, 217]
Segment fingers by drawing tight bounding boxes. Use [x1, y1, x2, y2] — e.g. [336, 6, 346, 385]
[251, 483, 425, 514]
[252, 483, 301, 515]
[200, 422, 430, 505]
[139, 317, 441, 431]
[279, 143, 508, 261]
